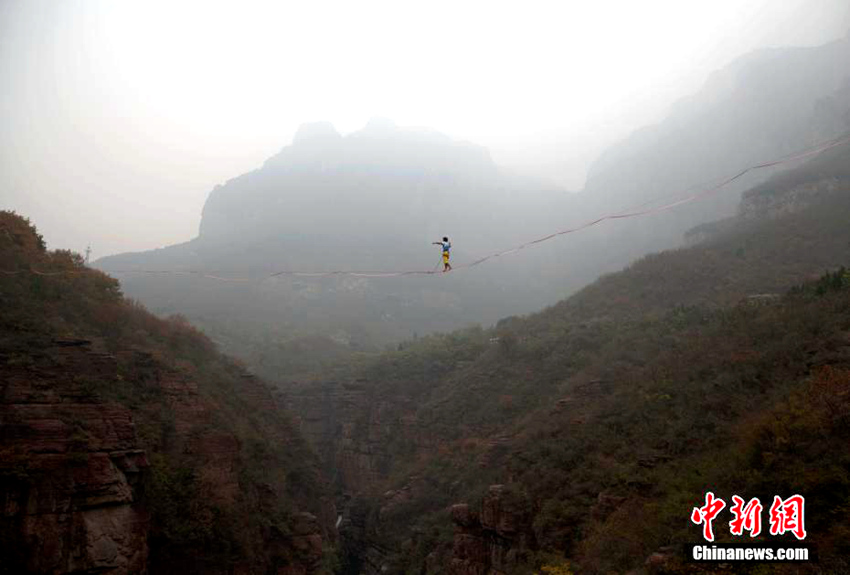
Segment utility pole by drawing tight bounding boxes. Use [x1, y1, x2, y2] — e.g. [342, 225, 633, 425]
[85, 245, 91, 264]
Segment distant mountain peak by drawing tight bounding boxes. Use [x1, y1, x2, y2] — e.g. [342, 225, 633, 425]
[362, 116, 398, 134]
[292, 121, 342, 147]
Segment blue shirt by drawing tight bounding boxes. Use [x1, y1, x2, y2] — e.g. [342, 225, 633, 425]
[441, 241, 451, 253]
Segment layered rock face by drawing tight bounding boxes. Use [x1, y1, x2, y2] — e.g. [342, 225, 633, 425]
[449, 486, 535, 575]
[0, 339, 334, 575]
[0, 342, 149, 574]
[283, 380, 440, 574]
[286, 380, 433, 495]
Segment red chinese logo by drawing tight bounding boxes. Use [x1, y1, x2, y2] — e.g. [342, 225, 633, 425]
[691, 491, 726, 542]
[768, 495, 807, 540]
[729, 495, 763, 537]
[692, 493, 806, 541]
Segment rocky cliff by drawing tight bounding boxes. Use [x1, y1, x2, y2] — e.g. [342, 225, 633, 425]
[1, 341, 148, 574]
[685, 138, 850, 245]
[286, 379, 436, 495]
[448, 487, 536, 575]
[0, 211, 337, 574]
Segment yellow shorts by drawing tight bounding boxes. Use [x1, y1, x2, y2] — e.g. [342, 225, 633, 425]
[442, 252, 450, 263]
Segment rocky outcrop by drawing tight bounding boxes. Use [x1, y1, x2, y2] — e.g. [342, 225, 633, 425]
[686, 175, 849, 245]
[740, 177, 844, 220]
[0, 343, 149, 574]
[282, 379, 445, 575]
[644, 547, 677, 573]
[285, 380, 434, 495]
[448, 486, 536, 575]
[280, 512, 325, 575]
[682, 217, 737, 246]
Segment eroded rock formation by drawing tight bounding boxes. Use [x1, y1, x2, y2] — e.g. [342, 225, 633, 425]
[448, 486, 536, 575]
[1, 343, 149, 574]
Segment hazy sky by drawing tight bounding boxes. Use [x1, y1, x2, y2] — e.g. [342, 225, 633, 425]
[1, 0, 848, 257]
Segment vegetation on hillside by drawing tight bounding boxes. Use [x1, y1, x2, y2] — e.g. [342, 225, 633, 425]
[0, 211, 332, 573]
[331, 270, 849, 571]
[298, 154, 850, 573]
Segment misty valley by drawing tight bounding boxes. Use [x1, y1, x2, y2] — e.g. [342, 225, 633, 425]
[3, 10, 850, 575]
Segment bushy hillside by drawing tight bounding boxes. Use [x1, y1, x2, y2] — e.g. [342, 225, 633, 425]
[288, 142, 850, 574]
[0, 212, 337, 574]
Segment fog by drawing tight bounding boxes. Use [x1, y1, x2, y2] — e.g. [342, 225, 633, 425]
[1, 0, 848, 258]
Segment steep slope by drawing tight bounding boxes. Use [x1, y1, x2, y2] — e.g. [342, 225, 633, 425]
[287, 139, 850, 574]
[0, 212, 337, 574]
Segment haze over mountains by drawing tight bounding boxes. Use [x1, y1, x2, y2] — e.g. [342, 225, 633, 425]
[580, 35, 850, 244]
[6, 127, 850, 574]
[5, 12, 850, 575]
[97, 35, 850, 380]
